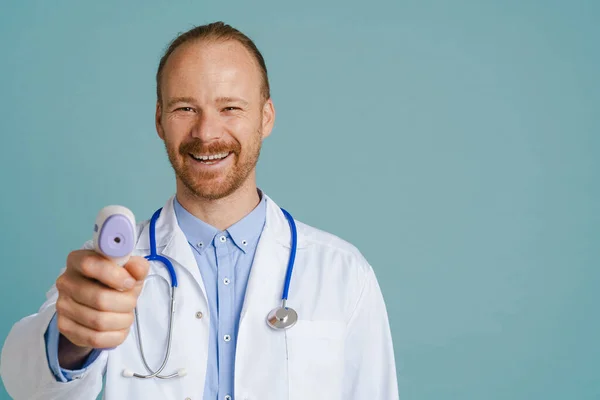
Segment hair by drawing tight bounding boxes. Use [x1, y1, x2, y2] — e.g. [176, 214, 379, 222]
[156, 21, 270, 104]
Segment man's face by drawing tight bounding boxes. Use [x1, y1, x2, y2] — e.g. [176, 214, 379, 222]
[156, 39, 274, 200]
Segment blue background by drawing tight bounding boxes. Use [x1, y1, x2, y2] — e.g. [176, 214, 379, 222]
[1, 0, 598, 398]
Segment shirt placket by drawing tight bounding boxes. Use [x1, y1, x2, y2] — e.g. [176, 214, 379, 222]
[215, 233, 234, 400]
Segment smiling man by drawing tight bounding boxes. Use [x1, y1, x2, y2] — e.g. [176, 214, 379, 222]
[158, 31, 271, 208]
[1, 22, 399, 400]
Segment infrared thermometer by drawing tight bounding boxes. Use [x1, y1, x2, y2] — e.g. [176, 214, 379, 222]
[92, 205, 136, 267]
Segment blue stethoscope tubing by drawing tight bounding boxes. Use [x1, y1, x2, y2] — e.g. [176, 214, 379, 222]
[125, 206, 298, 380]
[145, 207, 178, 287]
[279, 207, 297, 302]
[145, 206, 297, 297]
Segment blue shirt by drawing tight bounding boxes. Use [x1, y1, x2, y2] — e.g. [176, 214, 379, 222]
[45, 194, 267, 400]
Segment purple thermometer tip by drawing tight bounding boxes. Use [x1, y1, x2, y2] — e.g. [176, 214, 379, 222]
[98, 215, 135, 258]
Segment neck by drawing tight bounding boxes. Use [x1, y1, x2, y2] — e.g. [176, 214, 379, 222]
[175, 178, 261, 231]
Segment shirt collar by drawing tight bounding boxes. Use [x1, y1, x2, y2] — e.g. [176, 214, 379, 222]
[173, 191, 267, 255]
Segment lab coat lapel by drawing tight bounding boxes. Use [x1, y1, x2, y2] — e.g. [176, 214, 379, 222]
[240, 195, 299, 322]
[136, 196, 207, 298]
[236, 195, 298, 397]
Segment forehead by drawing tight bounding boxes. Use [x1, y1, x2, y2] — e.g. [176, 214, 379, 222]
[160, 39, 262, 102]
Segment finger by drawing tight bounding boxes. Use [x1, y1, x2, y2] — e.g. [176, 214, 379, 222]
[56, 295, 135, 332]
[123, 256, 150, 282]
[68, 250, 137, 291]
[56, 314, 130, 349]
[60, 272, 137, 313]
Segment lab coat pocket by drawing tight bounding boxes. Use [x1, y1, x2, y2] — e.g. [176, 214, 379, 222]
[286, 320, 346, 400]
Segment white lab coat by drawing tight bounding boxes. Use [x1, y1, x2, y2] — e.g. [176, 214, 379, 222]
[1, 194, 399, 400]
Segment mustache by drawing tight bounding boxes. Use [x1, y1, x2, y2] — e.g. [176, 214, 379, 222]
[179, 139, 241, 156]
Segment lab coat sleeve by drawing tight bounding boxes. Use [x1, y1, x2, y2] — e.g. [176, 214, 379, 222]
[342, 265, 399, 400]
[0, 240, 108, 400]
[45, 313, 104, 382]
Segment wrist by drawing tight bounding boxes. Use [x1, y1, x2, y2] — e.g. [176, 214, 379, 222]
[57, 334, 93, 370]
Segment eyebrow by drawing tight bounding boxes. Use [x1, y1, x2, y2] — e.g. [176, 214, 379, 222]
[165, 97, 197, 109]
[165, 96, 250, 109]
[215, 97, 249, 107]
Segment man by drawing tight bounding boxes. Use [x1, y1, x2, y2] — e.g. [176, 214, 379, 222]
[1, 21, 399, 400]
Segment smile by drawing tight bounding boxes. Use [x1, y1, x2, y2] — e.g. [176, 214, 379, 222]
[189, 152, 231, 164]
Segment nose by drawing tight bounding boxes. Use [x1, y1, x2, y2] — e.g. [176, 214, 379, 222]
[191, 110, 222, 141]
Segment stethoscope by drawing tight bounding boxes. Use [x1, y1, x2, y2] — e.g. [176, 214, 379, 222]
[123, 206, 299, 380]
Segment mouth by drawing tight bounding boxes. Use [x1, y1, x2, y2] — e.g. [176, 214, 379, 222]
[189, 151, 232, 165]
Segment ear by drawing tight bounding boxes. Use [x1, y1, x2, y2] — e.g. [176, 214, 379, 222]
[155, 101, 165, 140]
[260, 98, 275, 139]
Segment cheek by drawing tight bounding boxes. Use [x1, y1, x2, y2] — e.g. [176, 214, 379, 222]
[226, 117, 261, 143]
[224, 116, 247, 132]
[162, 122, 187, 150]
[164, 116, 194, 134]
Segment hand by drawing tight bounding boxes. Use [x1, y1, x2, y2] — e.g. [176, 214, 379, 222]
[55, 250, 149, 367]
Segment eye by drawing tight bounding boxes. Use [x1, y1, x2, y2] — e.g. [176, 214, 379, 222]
[222, 106, 241, 112]
[175, 107, 195, 112]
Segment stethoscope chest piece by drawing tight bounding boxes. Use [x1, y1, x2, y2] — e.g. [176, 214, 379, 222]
[266, 306, 298, 330]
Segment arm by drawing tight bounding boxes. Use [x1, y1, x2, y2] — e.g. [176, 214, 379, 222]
[0, 241, 108, 400]
[342, 266, 399, 399]
[45, 313, 103, 382]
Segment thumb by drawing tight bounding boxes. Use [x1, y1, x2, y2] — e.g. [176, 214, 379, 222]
[123, 256, 150, 282]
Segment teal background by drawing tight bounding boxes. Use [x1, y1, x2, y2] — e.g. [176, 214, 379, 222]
[1, 0, 598, 398]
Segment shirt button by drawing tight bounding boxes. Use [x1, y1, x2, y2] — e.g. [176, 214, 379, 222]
[196, 242, 204, 248]
[224, 334, 231, 342]
[223, 278, 230, 285]
[241, 240, 248, 246]
[195, 311, 203, 319]
[225, 396, 232, 400]
[219, 235, 226, 242]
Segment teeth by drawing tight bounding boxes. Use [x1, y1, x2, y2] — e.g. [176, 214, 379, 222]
[191, 152, 229, 161]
